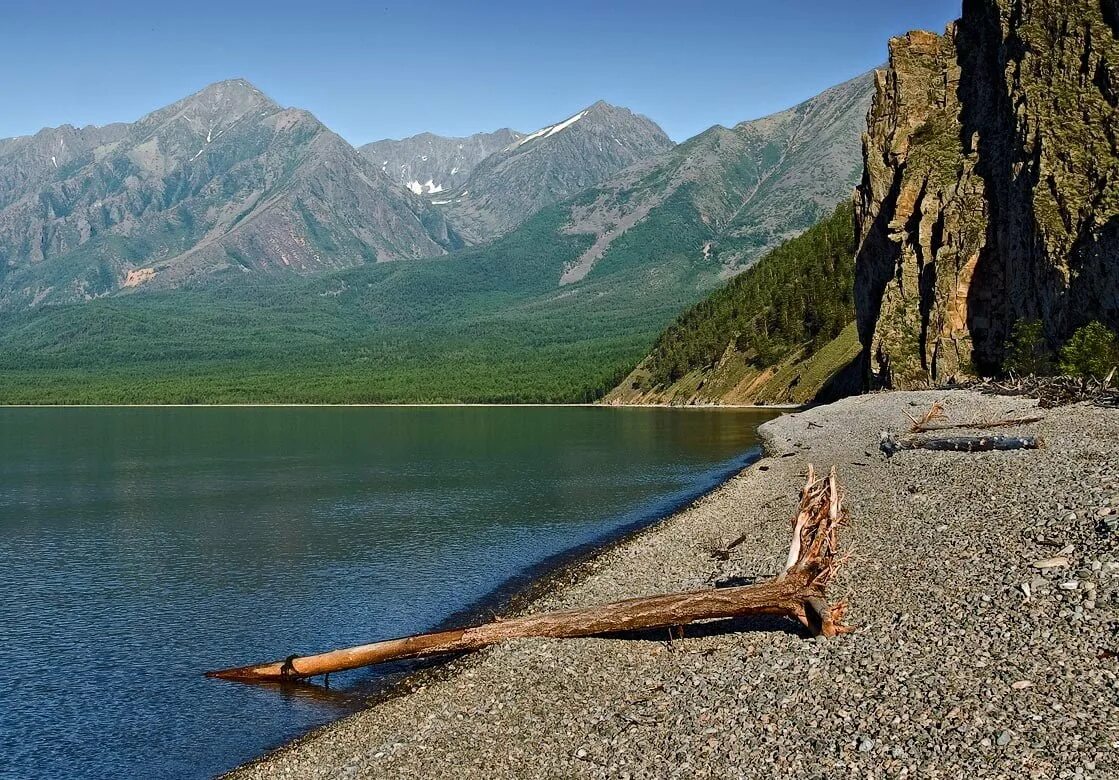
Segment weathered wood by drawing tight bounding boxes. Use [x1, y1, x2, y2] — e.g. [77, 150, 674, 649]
[207, 466, 850, 684]
[910, 416, 1045, 434]
[880, 433, 1045, 457]
[906, 400, 1044, 433]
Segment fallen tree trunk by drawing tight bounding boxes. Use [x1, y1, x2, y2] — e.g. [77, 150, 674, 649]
[880, 433, 1045, 458]
[207, 466, 850, 683]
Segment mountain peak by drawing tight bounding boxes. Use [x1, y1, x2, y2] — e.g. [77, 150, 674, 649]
[194, 78, 270, 100]
[134, 78, 280, 141]
[585, 99, 619, 113]
[152, 78, 277, 120]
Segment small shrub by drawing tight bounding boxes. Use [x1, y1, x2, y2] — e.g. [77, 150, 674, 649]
[1059, 321, 1119, 379]
[1003, 319, 1052, 376]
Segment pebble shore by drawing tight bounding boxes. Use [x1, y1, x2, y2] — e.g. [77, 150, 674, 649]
[232, 390, 1118, 779]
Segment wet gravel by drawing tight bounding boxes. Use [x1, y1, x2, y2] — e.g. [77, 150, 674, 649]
[232, 391, 1119, 779]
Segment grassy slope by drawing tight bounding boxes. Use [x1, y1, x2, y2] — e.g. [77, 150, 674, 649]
[606, 323, 860, 406]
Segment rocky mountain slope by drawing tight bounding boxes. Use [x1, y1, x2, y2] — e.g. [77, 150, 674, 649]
[855, 0, 1119, 387]
[359, 129, 522, 195]
[434, 102, 675, 243]
[0, 80, 460, 308]
[560, 74, 873, 288]
[0, 123, 129, 211]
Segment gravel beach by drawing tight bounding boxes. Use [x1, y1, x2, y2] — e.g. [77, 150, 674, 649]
[232, 390, 1119, 779]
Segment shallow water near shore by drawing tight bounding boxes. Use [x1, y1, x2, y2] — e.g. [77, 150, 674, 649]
[0, 406, 777, 779]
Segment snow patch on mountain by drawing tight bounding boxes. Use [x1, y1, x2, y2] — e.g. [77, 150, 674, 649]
[407, 179, 445, 195]
[513, 110, 589, 148]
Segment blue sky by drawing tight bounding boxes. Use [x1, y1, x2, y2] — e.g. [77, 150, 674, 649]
[1, 0, 961, 144]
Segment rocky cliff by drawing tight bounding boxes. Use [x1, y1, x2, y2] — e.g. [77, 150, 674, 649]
[855, 0, 1119, 387]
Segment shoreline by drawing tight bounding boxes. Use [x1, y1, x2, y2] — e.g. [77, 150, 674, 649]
[0, 402, 801, 409]
[225, 446, 768, 776]
[232, 389, 1118, 778]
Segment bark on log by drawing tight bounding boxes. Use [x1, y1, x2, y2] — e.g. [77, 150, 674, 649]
[207, 466, 850, 684]
[880, 433, 1045, 457]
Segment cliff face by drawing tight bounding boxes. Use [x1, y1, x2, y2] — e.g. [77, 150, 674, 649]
[855, 0, 1119, 387]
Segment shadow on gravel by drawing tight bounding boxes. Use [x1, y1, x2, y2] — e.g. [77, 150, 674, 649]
[595, 613, 811, 645]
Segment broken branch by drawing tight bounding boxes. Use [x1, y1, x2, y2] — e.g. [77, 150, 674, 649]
[906, 400, 948, 433]
[208, 466, 851, 684]
[909, 416, 1044, 434]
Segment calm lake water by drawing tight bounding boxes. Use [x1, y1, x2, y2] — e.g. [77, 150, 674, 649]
[0, 406, 778, 779]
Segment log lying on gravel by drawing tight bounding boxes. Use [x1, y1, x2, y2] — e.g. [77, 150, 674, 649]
[880, 433, 1045, 458]
[207, 466, 851, 684]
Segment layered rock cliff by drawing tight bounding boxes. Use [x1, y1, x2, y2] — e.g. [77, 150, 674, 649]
[855, 0, 1119, 387]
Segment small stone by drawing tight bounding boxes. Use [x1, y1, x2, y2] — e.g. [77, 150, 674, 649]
[1032, 557, 1070, 570]
[1011, 680, 1033, 690]
[996, 731, 1012, 746]
[1059, 581, 1079, 591]
[858, 737, 874, 753]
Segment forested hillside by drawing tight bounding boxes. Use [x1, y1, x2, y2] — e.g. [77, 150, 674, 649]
[606, 202, 860, 406]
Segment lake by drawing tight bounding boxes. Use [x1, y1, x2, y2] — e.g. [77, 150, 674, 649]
[0, 406, 778, 778]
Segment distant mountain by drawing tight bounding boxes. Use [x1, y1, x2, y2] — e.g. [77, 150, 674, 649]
[553, 73, 874, 288]
[0, 79, 459, 308]
[435, 101, 675, 243]
[0, 75, 875, 404]
[360, 129, 523, 196]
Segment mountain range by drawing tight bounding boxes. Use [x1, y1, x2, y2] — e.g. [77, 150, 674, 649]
[359, 128, 523, 196]
[0, 79, 465, 309]
[432, 102, 675, 243]
[0, 72, 875, 403]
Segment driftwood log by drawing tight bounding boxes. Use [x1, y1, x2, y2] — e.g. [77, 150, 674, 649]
[207, 466, 851, 683]
[880, 433, 1045, 458]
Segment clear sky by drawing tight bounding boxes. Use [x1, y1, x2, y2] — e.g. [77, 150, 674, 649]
[1, 0, 961, 145]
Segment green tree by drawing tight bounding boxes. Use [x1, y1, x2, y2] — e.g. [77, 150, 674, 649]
[1059, 321, 1119, 379]
[1002, 319, 1052, 376]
